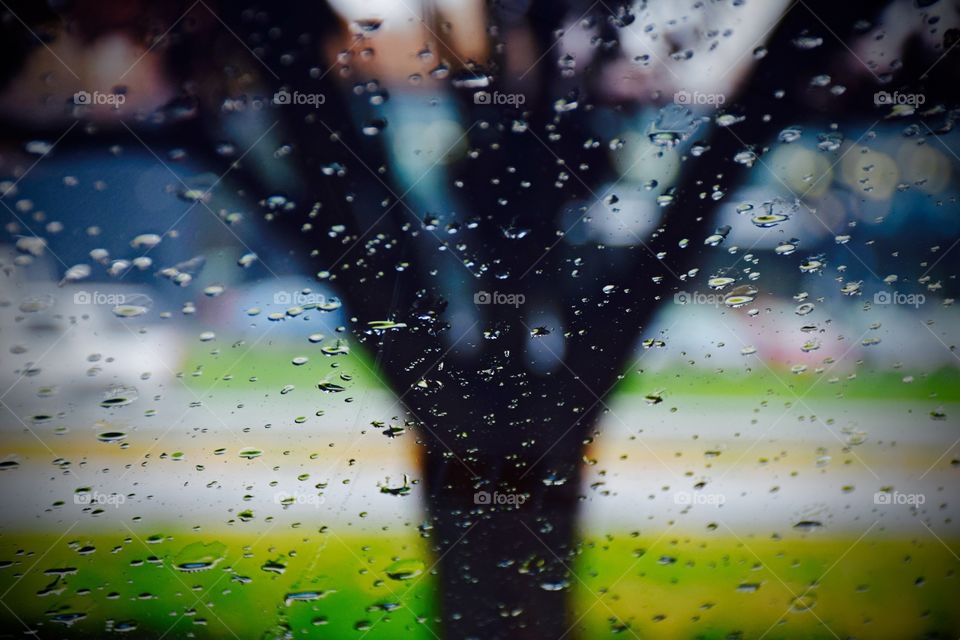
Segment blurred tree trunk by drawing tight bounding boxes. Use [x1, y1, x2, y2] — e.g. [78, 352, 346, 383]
[185, 1, 898, 637]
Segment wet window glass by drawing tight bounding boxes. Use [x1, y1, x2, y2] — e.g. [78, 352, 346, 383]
[0, 0, 958, 638]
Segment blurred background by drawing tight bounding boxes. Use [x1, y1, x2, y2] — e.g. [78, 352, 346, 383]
[0, 0, 958, 638]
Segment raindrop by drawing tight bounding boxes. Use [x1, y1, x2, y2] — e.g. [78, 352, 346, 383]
[723, 285, 758, 308]
[385, 559, 425, 581]
[112, 294, 153, 318]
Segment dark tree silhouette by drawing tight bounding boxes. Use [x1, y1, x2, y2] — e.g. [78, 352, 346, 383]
[191, 3, 906, 636]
